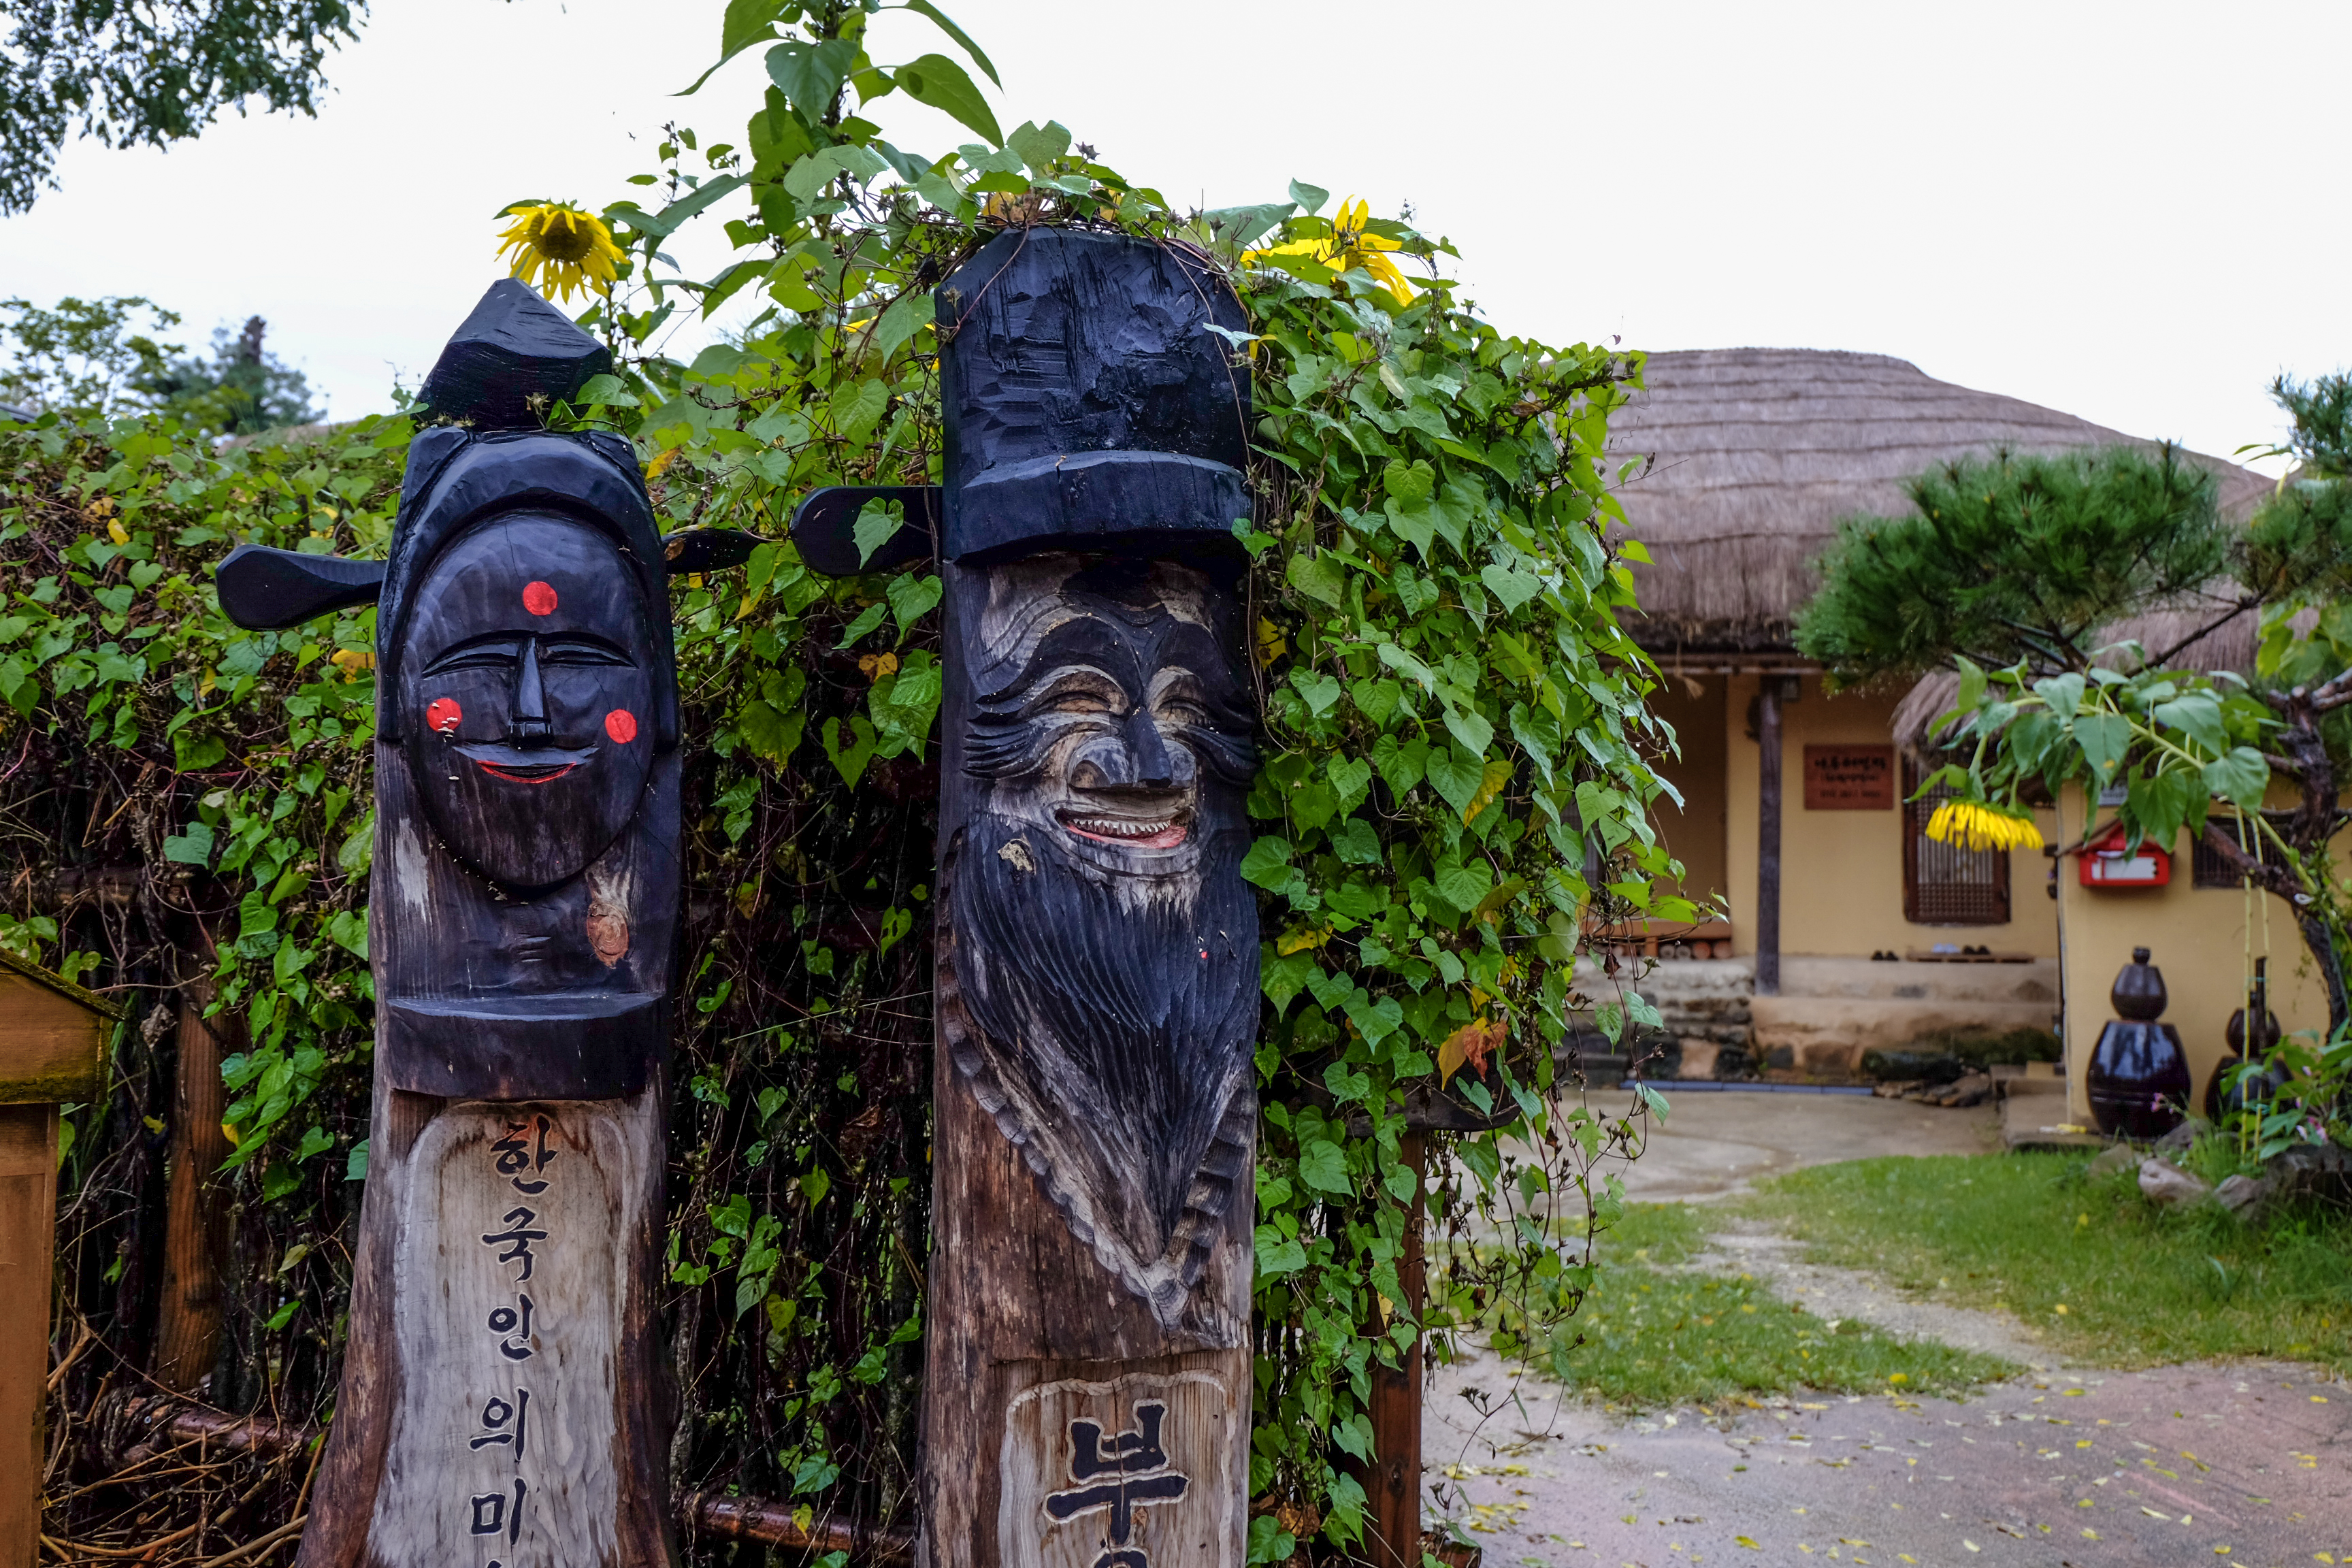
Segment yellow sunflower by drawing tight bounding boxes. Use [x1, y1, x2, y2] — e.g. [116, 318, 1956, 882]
[495, 202, 624, 303]
[1925, 799, 2045, 853]
[1241, 195, 1415, 304]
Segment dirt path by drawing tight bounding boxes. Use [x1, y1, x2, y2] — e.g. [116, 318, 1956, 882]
[1418, 1093, 2351, 1565]
[1685, 1218, 2062, 1372]
[1428, 1347, 2351, 1567]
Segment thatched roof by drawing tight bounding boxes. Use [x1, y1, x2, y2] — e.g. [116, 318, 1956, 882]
[1607, 347, 2276, 658]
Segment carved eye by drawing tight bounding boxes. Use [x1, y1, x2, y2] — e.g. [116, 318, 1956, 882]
[423, 640, 520, 674]
[1150, 671, 1210, 726]
[1155, 695, 1208, 725]
[1034, 670, 1124, 717]
[538, 637, 633, 668]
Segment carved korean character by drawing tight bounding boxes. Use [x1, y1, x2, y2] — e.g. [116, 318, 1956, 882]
[492, 1115, 558, 1194]
[468, 1389, 529, 1460]
[479, 1207, 549, 1282]
[486, 1292, 536, 1361]
[468, 1477, 528, 1544]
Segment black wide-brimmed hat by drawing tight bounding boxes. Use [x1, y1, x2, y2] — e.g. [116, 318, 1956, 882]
[936, 228, 1250, 562]
[791, 228, 1253, 574]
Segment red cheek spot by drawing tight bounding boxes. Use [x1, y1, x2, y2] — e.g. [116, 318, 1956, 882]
[426, 697, 463, 734]
[604, 708, 638, 744]
[522, 581, 558, 616]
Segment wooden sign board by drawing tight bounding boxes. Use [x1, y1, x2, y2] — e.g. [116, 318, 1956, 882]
[0, 951, 118, 1568]
[1802, 745, 1896, 810]
[0, 953, 112, 1105]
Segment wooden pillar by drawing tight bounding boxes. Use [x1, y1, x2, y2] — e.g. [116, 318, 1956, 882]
[795, 228, 1261, 1568]
[1360, 1130, 1426, 1568]
[216, 282, 698, 1568]
[0, 953, 116, 1568]
[153, 979, 236, 1392]
[1755, 676, 1784, 998]
[920, 545, 1259, 1568]
[0, 1105, 59, 1568]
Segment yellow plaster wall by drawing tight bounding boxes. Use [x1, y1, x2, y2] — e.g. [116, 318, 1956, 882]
[2055, 783, 2338, 1124]
[1646, 680, 1729, 912]
[1719, 673, 2060, 959]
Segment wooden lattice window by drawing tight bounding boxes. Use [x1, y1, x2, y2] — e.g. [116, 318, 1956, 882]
[2193, 816, 2256, 889]
[1902, 759, 2011, 926]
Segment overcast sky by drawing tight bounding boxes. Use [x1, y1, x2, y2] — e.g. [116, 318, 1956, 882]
[2, 0, 2342, 474]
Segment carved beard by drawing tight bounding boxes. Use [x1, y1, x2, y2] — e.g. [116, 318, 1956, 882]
[945, 804, 1257, 1330]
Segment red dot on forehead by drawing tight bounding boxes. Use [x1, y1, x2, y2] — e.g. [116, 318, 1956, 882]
[604, 709, 638, 745]
[522, 581, 557, 616]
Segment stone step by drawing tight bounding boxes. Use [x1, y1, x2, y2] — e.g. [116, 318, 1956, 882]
[1776, 956, 2059, 1005]
[1579, 955, 2059, 1006]
[1750, 996, 2061, 1079]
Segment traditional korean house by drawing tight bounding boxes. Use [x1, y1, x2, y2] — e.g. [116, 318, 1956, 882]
[1604, 347, 2315, 1123]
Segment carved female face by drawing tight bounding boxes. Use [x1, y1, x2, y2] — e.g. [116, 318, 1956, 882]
[964, 556, 1255, 882]
[397, 511, 655, 890]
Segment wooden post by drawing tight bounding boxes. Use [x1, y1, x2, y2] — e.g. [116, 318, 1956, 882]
[216, 282, 706, 1568]
[1361, 1129, 1426, 1568]
[793, 230, 1260, 1568]
[153, 977, 236, 1392]
[0, 951, 117, 1568]
[1754, 677, 1784, 998]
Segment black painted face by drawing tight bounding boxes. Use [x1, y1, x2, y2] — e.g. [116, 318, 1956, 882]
[964, 557, 1254, 877]
[398, 510, 655, 889]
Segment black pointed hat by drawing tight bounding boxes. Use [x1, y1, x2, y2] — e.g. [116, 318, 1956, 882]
[419, 278, 612, 429]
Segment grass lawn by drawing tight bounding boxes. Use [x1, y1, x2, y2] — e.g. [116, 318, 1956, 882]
[1734, 1150, 2352, 1375]
[1535, 1201, 2014, 1409]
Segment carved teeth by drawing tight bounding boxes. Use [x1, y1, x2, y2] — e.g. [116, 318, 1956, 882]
[1066, 817, 1171, 837]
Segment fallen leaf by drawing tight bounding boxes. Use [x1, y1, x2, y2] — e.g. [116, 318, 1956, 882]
[1735, 1538, 1761, 1550]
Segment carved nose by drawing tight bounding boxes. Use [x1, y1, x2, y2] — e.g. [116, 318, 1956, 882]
[1068, 715, 1187, 791]
[510, 637, 552, 745]
[1124, 710, 1175, 789]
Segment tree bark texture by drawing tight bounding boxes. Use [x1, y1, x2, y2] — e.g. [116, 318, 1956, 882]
[1355, 1130, 1426, 1568]
[152, 978, 237, 1393]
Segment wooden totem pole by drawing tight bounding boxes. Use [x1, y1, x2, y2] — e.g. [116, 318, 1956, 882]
[218, 282, 684, 1568]
[797, 230, 1260, 1568]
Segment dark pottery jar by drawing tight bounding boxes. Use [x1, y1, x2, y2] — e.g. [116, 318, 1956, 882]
[2088, 1020, 2193, 1139]
[2207, 956, 2286, 1120]
[2110, 947, 2168, 1021]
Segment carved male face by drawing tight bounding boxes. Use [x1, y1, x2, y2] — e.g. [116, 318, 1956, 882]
[397, 511, 655, 890]
[949, 555, 1259, 1316]
[963, 555, 1256, 883]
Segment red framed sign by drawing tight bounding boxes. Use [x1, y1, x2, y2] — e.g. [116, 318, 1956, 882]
[2079, 820, 2171, 888]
